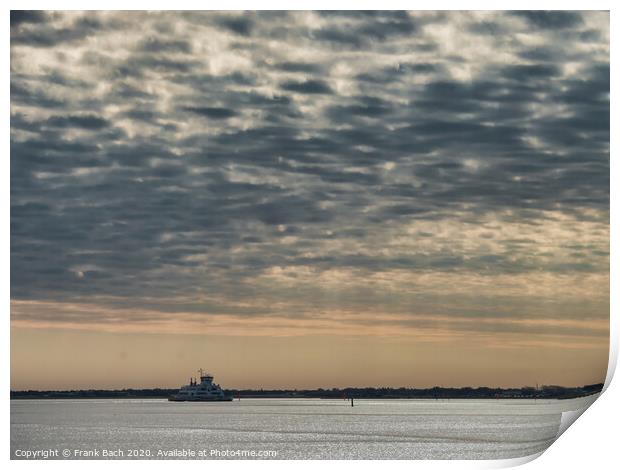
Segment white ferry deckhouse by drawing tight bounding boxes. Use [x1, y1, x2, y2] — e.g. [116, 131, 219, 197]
[168, 369, 233, 402]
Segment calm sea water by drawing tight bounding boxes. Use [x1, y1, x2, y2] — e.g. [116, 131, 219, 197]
[11, 396, 597, 460]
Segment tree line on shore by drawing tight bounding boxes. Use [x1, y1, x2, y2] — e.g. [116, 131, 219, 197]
[11, 383, 603, 400]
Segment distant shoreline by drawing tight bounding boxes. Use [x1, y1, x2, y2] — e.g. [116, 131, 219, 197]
[10, 383, 603, 400]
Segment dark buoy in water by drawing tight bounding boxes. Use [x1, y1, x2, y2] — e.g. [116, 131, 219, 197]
[351, 397, 354, 407]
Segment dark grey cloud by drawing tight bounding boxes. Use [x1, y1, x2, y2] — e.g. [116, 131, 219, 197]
[131, 54, 198, 73]
[10, 81, 64, 108]
[312, 28, 366, 48]
[272, 61, 324, 74]
[355, 62, 441, 85]
[10, 10, 48, 27]
[215, 15, 254, 36]
[45, 114, 110, 130]
[314, 10, 417, 46]
[467, 21, 507, 36]
[11, 15, 106, 47]
[326, 96, 393, 119]
[280, 79, 332, 94]
[182, 106, 238, 119]
[137, 37, 192, 54]
[511, 10, 584, 30]
[10, 11, 609, 328]
[500, 63, 560, 80]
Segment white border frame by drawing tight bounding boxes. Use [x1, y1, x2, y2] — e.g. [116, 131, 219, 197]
[3, 2, 616, 468]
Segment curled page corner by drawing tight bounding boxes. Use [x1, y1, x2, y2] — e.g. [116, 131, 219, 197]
[491, 451, 545, 468]
[556, 394, 600, 439]
[557, 408, 588, 438]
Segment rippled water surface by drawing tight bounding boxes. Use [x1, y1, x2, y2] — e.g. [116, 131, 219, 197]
[11, 397, 597, 459]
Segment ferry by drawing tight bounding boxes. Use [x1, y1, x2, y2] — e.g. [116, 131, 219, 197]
[168, 369, 233, 402]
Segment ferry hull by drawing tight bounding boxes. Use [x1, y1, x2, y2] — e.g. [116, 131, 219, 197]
[168, 395, 233, 402]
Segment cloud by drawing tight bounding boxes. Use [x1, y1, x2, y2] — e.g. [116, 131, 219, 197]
[182, 106, 238, 119]
[312, 10, 418, 49]
[511, 10, 584, 30]
[11, 15, 108, 47]
[136, 37, 193, 54]
[280, 79, 333, 94]
[10, 11, 609, 341]
[215, 14, 254, 36]
[44, 114, 111, 130]
[10, 10, 48, 27]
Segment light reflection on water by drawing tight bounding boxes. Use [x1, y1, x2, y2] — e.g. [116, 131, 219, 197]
[10, 396, 597, 459]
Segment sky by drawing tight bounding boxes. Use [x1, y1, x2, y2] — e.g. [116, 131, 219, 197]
[10, 10, 609, 390]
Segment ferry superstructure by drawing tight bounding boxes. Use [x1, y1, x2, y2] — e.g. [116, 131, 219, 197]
[168, 369, 233, 402]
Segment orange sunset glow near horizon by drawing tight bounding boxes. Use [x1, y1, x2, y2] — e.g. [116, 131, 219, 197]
[10, 11, 609, 390]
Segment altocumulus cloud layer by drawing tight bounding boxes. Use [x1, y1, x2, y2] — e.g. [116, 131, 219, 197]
[10, 11, 609, 343]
